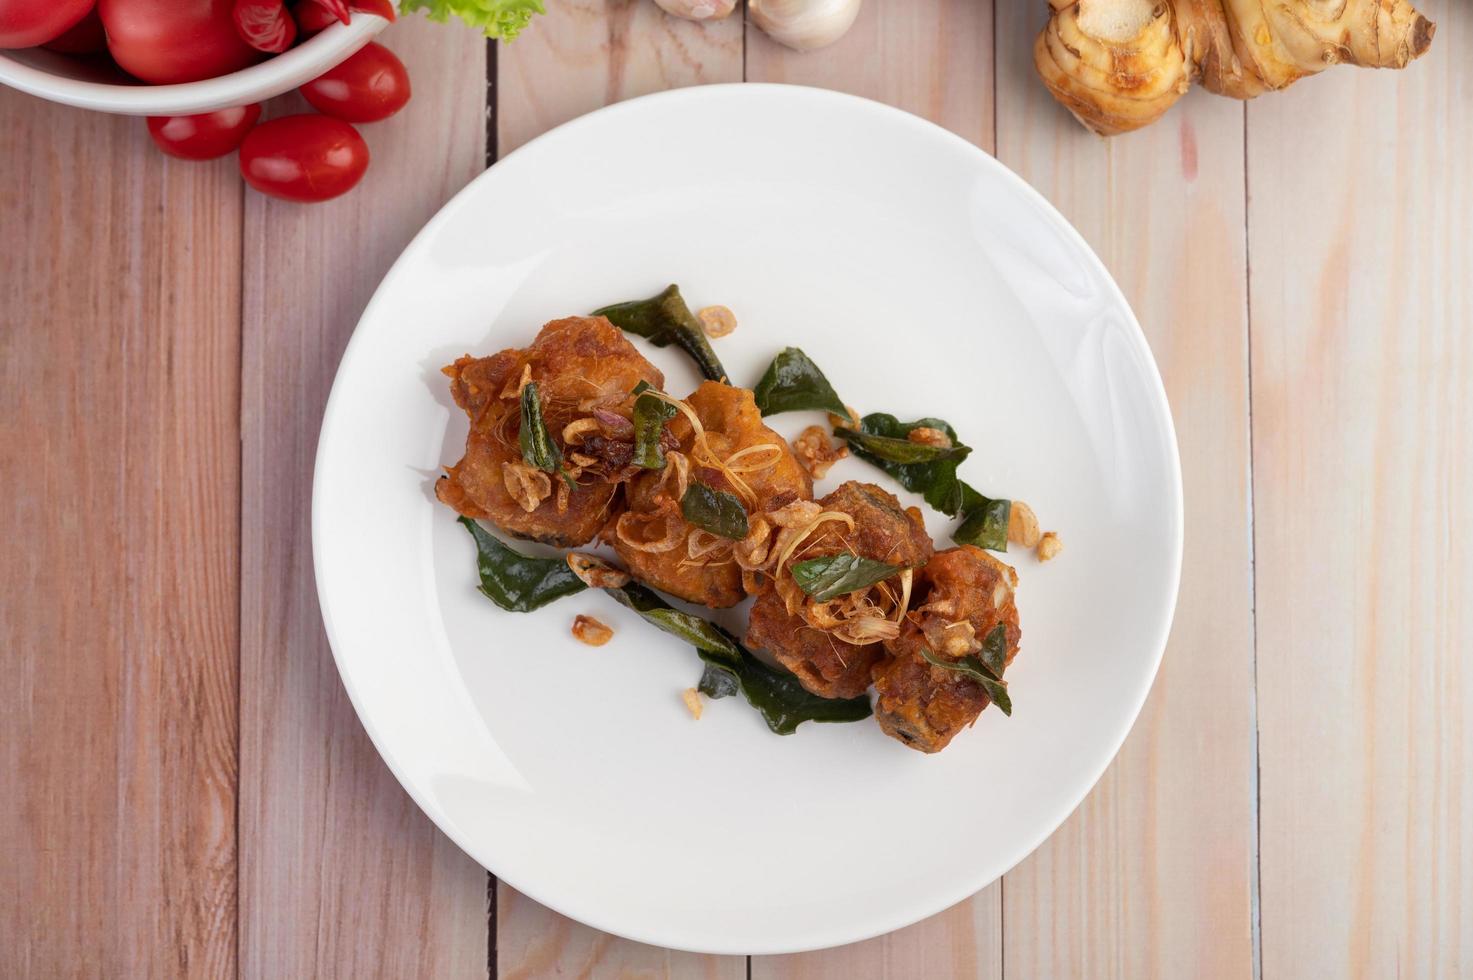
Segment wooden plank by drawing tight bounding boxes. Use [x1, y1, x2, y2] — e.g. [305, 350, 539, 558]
[743, 3, 1000, 976]
[493, 4, 745, 975]
[237, 17, 490, 978]
[496, 890, 745, 979]
[497, 0, 745, 155]
[744, 0, 993, 148]
[0, 94, 240, 977]
[991, 8, 1258, 978]
[1248, 2, 1473, 975]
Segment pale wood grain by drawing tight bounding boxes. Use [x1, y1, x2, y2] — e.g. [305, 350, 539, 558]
[0, 94, 241, 978]
[237, 18, 490, 979]
[992, 7, 1258, 978]
[744, 3, 1001, 975]
[497, 0, 744, 156]
[1248, 2, 1473, 975]
[493, 5, 746, 976]
[497, 889, 746, 980]
[751, 897, 1000, 980]
[744, 0, 993, 149]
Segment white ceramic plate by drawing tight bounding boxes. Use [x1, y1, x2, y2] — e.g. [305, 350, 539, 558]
[314, 84, 1182, 955]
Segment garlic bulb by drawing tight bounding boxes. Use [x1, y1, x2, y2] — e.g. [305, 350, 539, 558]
[749, 0, 861, 51]
[653, 0, 737, 20]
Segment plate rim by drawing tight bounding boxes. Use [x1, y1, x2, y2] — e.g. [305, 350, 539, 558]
[311, 82, 1185, 955]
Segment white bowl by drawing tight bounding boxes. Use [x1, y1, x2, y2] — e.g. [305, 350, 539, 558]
[0, 13, 389, 116]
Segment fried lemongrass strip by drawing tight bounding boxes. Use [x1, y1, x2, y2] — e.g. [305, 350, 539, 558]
[687, 528, 735, 562]
[637, 389, 760, 509]
[614, 504, 686, 553]
[831, 614, 900, 645]
[657, 450, 691, 503]
[722, 443, 785, 474]
[773, 511, 857, 576]
[894, 567, 913, 626]
[810, 589, 900, 644]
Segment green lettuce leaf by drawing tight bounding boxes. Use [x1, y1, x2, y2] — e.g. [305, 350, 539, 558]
[399, 0, 545, 40]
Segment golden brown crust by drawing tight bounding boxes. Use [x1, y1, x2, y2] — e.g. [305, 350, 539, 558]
[746, 481, 932, 699]
[613, 381, 812, 607]
[873, 546, 1022, 753]
[747, 590, 884, 699]
[435, 316, 663, 546]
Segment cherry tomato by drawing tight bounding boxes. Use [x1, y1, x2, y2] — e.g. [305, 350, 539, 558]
[299, 42, 410, 123]
[291, 0, 336, 35]
[239, 114, 369, 203]
[100, 0, 260, 84]
[0, 0, 93, 47]
[233, 0, 294, 53]
[40, 6, 105, 52]
[293, 0, 390, 36]
[147, 104, 262, 160]
[348, 0, 392, 19]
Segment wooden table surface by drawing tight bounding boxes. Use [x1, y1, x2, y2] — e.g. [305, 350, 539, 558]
[3, 2, 1469, 977]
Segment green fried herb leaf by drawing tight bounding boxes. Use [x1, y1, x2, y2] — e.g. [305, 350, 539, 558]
[833, 426, 972, 466]
[631, 381, 677, 470]
[978, 622, 1009, 677]
[838, 414, 970, 483]
[607, 582, 871, 735]
[593, 284, 728, 383]
[680, 482, 750, 540]
[953, 487, 1011, 552]
[606, 581, 743, 659]
[458, 516, 586, 612]
[838, 412, 1012, 552]
[919, 633, 1013, 716]
[518, 381, 561, 473]
[789, 554, 904, 602]
[695, 653, 872, 735]
[697, 662, 741, 701]
[752, 347, 851, 418]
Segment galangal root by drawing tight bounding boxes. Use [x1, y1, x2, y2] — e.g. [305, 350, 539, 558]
[1036, 0, 1436, 135]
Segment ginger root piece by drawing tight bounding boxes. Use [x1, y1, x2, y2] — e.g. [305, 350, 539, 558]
[1036, 0, 1436, 135]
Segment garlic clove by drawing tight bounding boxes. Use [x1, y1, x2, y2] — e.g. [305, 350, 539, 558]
[749, 0, 862, 51]
[653, 0, 738, 20]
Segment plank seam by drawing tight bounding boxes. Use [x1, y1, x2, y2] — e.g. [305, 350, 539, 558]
[1242, 100, 1264, 980]
[234, 171, 247, 980]
[486, 37, 499, 170]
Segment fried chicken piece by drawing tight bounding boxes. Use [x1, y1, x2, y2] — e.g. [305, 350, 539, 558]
[436, 316, 663, 547]
[746, 481, 932, 699]
[613, 381, 812, 607]
[872, 546, 1021, 753]
[747, 590, 880, 699]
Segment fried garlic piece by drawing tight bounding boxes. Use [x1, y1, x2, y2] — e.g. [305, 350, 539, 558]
[792, 425, 847, 479]
[571, 614, 614, 646]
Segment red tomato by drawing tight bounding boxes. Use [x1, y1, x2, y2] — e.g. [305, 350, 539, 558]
[348, 0, 392, 19]
[299, 42, 410, 123]
[100, 0, 261, 84]
[239, 114, 369, 203]
[40, 6, 105, 52]
[147, 104, 262, 160]
[0, 0, 93, 47]
[291, 0, 336, 35]
[233, 0, 295, 53]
